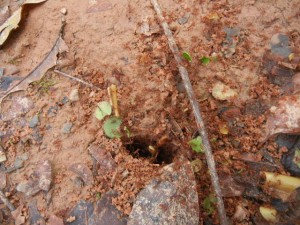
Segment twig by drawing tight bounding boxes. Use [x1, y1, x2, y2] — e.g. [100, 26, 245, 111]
[150, 0, 228, 224]
[108, 84, 120, 117]
[54, 70, 100, 90]
[0, 189, 15, 211]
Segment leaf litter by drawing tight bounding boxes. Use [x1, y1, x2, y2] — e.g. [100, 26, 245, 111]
[0, 0, 48, 46]
[0, 35, 68, 106]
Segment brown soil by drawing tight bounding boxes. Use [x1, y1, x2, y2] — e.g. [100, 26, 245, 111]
[0, 0, 300, 224]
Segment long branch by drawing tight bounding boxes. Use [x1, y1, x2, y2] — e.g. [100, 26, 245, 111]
[150, 0, 228, 224]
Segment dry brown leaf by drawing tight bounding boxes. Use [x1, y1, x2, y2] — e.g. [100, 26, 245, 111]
[0, 36, 68, 105]
[0, 0, 48, 46]
[266, 94, 300, 137]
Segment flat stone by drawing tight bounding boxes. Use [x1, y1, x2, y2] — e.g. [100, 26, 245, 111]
[48, 214, 64, 225]
[35, 160, 52, 191]
[69, 89, 79, 102]
[1, 96, 34, 121]
[270, 33, 291, 58]
[128, 159, 199, 225]
[62, 123, 73, 134]
[16, 160, 52, 196]
[29, 115, 39, 128]
[0, 170, 6, 189]
[89, 191, 127, 225]
[47, 106, 58, 117]
[69, 163, 93, 185]
[65, 200, 94, 225]
[28, 200, 45, 225]
[88, 144, 116, 175]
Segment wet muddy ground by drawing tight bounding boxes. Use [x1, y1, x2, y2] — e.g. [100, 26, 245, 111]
[0, 0, 300, 224]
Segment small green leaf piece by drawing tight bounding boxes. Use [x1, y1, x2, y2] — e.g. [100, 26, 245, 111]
[103, 116, 122, 139]
[200, 56, 211, 65]
[203, 195, 217, 215]
[95, 101, 112, 121]
[188, 136, 204, 153]
[183, 51, 192, 62]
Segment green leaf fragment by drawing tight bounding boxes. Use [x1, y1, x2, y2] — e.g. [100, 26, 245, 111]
[183, 51, 192, 62]
[200, 56, 211, 65]
[203, 195, 217, 215]
[188, 136, 204, 153]
[103, 116, 122, 139]
[95, 101, 112, 121]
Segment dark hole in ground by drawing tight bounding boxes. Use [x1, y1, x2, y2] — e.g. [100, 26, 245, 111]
[124, 136, 178, 165]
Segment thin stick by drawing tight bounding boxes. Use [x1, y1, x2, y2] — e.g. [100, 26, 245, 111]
[108, 84, 120, 117]
[150, 0, 228, 224]
[54, 70, 100, 90]
[0, 189, 15, 211]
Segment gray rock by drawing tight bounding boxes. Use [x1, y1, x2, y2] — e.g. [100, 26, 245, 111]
[69, 163, 93, 185]
[1, 96, 34, 121]
[65, 200, 94, 225]
[88, 144, 116, 176]
[29, 115, 39, 128]
[28, 200, 45, 225]
[89, 191, 127, 225]
[62, 123, 73, 134]
[47, 106, 59, 117]
[177, 13, 190, 25]
[0, 68, 3, 77]
[16, 160, 52, 196]
[66, 192, 127, 225]
[270, 33, 291, 58]
[128, 159, 199, 225]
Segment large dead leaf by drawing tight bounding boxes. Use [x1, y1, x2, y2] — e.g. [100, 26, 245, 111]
[266, 94, 300, 137]
[0, 0, 48, 46]
[0, 36, 68, 105]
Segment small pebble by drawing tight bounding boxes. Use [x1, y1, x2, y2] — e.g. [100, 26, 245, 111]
[60, 8, 67, 15]
[62, 123, 73, 134]
[177, 13, 190, 25]
[29, 115, 39, 128]
[69, 89, 79, 102]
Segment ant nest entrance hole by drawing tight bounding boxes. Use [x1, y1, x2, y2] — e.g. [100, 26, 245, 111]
[123, 135, 178, 165]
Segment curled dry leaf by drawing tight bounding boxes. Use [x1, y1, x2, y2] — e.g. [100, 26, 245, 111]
[0, 36, 68, 106]
[0, 0, 48, 46]
[266, 94, 300, 137]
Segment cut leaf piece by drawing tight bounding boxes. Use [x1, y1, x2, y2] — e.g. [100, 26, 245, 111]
[263, 172, 300, 193]
[103, 116, 122, 139]
[95, 101, 112, 121]
[259, 206, 277, 222]
[219, 123, 229, 135]
[203, 195, 217, 215]
[183, 51, 192, 62]
[188, 136, 204, 153]
[212, 82, 237, 101]
[200, 56, 211, 65]
[294, 148, 300, 168]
